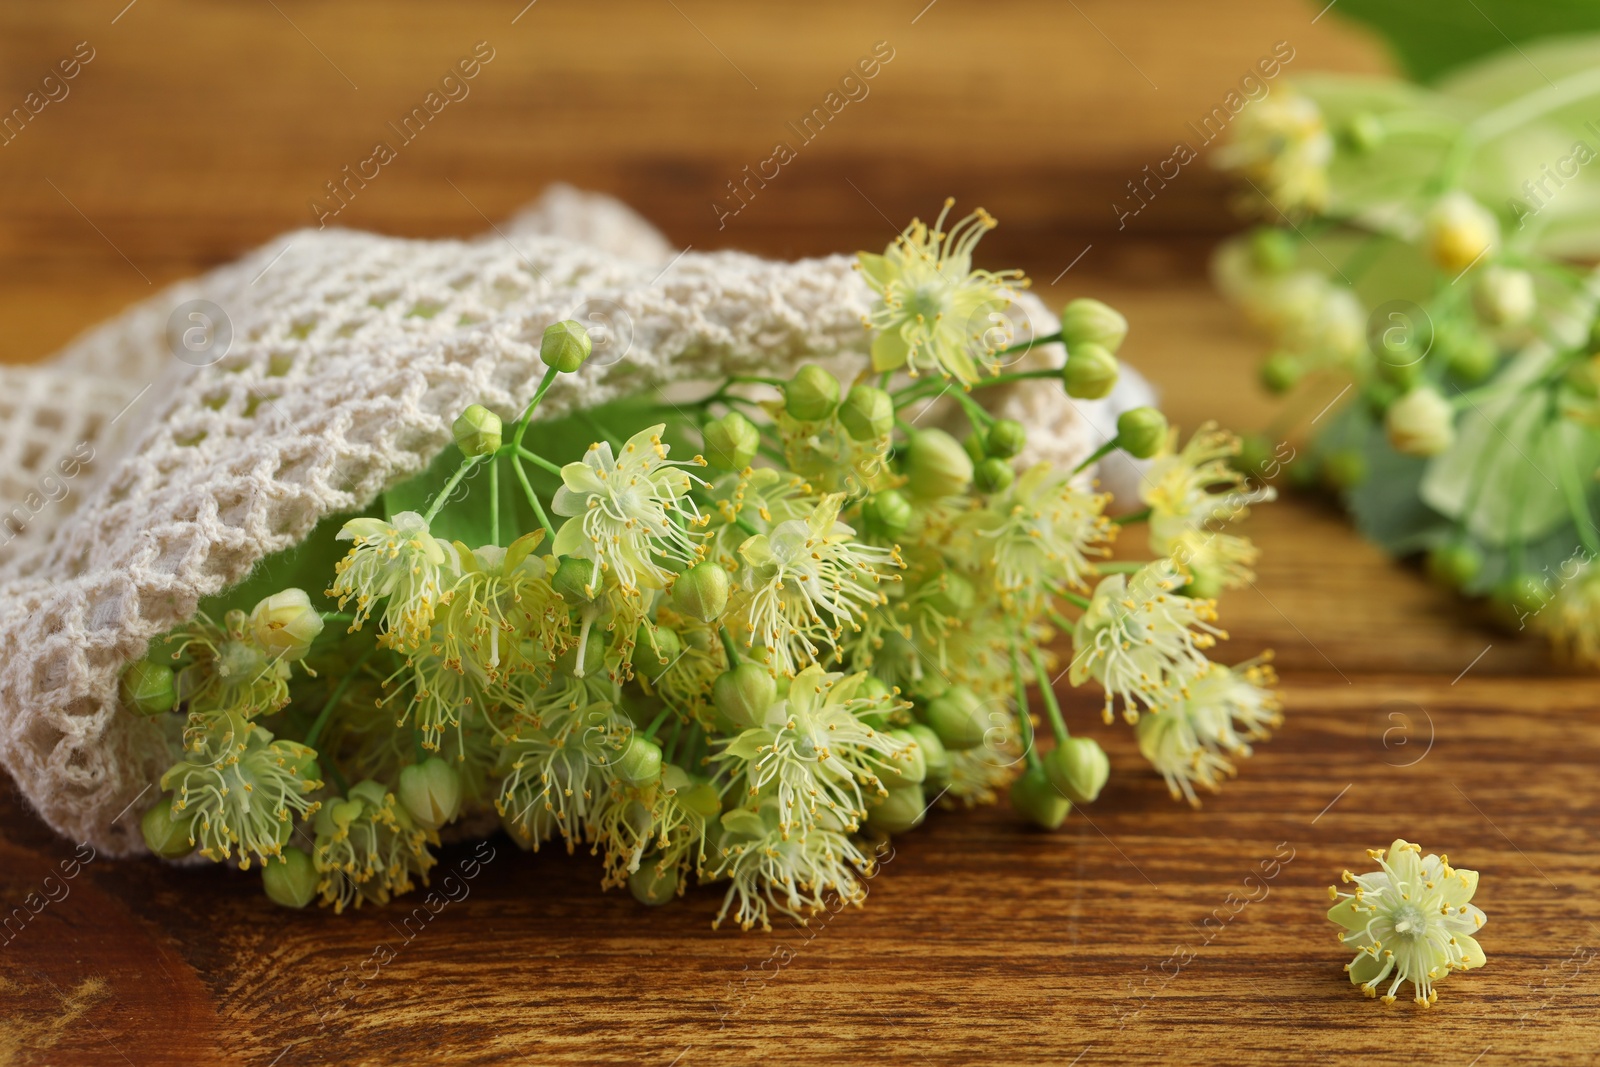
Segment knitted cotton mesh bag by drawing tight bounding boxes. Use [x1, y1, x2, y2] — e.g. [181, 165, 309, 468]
[0, 186, 1107, 855]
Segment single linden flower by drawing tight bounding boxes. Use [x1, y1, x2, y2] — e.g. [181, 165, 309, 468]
[1069, 561, 1223, 723]
[328, 511, 459, 653]
[857, 198, 1027, 384]
[710, 799, 875, 931]
[1135, 658, 1281, 807]
[162, 731, 323, 868]
[960, 462, 1113, 608]
[551, 424, 708, 595]
[1328, 839, 1487, 1006]
[1214, 89, 1334, 217]
[1141, 422, 1272, 559]
[737, 493, 903, 678]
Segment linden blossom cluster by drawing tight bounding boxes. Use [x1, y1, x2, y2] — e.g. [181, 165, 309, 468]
[1214, 76, 1600, 669]
[125, 204, 1279, 929]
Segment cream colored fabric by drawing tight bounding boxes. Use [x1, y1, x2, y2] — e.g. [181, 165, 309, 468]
[0, 185, 1104, 854]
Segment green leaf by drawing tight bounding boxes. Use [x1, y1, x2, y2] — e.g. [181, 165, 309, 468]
[1330, 0, 1600, 84]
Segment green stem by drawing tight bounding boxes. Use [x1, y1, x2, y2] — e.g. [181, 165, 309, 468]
[490, 459, 500, 547]
[1009, 640, 1041, 772]
[727, 374, 786, 388]
[1553, 412, 1600, 556]
[1071, 437, 1121, 475]
[304, 645, 379, 751]
[516, 446, 565, 477]
[952, 390, 994, 431]
[1113, 507, 1152, 526]
[1030, 648, 1071, 746]
[511, 366, 562, 451]
[1095, 560, 1150, 574]
[423, 456, 482, 522]
[643, 704, 675, 740]
[993, 331, 1062, 360]
[512, 455, 556, 539]
[1058, 590, 1092, 611]
[719, 626, 741, 666]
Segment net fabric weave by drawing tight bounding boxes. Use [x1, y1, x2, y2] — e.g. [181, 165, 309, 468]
[0, 185, 1103, 854]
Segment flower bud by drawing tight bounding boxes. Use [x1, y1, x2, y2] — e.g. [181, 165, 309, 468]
[262, 848, 318, 909]
[986, 418, 1027, 459]
[1259, 352, 1304, 395]
[540, 319, 592, 373]
[974, 456, 1015, 493]
[838, 385, 894, 441]
[1385, 387, 1455, 457]
[1059, 298, 1128, 353]
[1437, 325, 1497, 383]
[121, 660, 176, 717]
[885, 727, 927, 784]
[671, 560, 730, 622]
[1342, 111, 1385, 153]
[904, 429, 974, 498]
[1472, 265, 1535, 327]
[632, 624, 683, 677]
[398, 758, 462, 830]
[1044, 736, 1110, 804]
[1115, 407, 1169, 460]
[1010, 764, 1071, 830]
[924, 570, 975, 617]
[922, 685, 987, 751]
[629, 862, 678, 905]
[713, 663, 777, 729]
[1423, 192, 1497, 275]
[1180, 561, 1224, 601]
[1321, 449, 1367, 490]
[866, 782, 926, 834]
[614, 733, 663, 786]
[1062, 342, 1119, 399]
[1427, 542, 1482, 589]
[702, 411, 760, 470]
[552, 555, 600, 601]
[862, 489, 913, 538]
[248, 588, 324, 661]
[1248, 227, 1297, 274]
[856, 675, 897, 730]
[784, 363, 840, 421]
[452, 403, 503, 457]
[141, 800, 196, 859]
[906, 723, 951, 785]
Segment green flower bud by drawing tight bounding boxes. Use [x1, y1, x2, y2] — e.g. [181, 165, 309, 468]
[552, 555, 600, 602]
[1439, 327, 1497, 383]
[702, 410, 761, 470]
[614, 733, 663, 786]
[885, 727, 927, 784]
[862, 489, 913, 538]
[121, 660, 176, 717]
[397, 758, 462, 830]
[1427, 542, 1482, 589]
[1010, 764, 1071, 830]
[974, 456, 1014, 493]
[1342, 111, 1385, 153]
[248, 588, 324, 661]
[540, 319, 592, 373]
[1386, 387, 1455, 457]
[986, 418, 1027, 459]
[838, 385, 894, 441]
[452, 403, 503, 457]
[922, 685, 987, 751]
[629, 862, 678, 905]
[1059, 298, 1129, 353]
[1247, 227, 1297, 274]
[713, 663, 777, 730]
[1473, 265, 1535, 328]
[856, 675, 896, 730]
[1115, 407, 1169, 460]
[906, 723, 951, 785]
[631, 625, 684, 677]
[924, 570, 976, 617]
[904, 429, 974, 498]
[141, 800, 196, 859]
[784, 363, 840, 421]
[866, 782, 926, 834]
[1181, 564, 1224, 600]
[1062, 342, 1119, 400]
[1321, 449, 1367, 490]
[262, 848, 318, 909]
[671, 560, 730, 622]
[1259, 352, 1304, 395]
[1044, 736, 1110, 805]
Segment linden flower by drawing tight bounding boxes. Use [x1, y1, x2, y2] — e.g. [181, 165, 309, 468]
[715, 665, 915, 836]
[172, 609, 294, 719]
[162, 731, 323, 868]
[552, 424, 708, 595]
[313, 780, 436, 913]
[964, 463, 1113, 605]
[329, 511, 458, 653]
[858, 198, 1027, 384]
[1135, 658, 1281, 806]
[1214, 89, 1333, 217]
[737, 493, 903, 678]
[1069, 561, 1223, 722]
[1141, 423, 1272, 555]
[710, 800, 876, 931]
[1328, 840, 1487, 1006]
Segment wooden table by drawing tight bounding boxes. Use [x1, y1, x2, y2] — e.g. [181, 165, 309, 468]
[3, 3, 1597, 1064]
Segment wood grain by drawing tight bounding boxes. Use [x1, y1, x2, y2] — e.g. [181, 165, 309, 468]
[4, 3, 1599, 1065]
